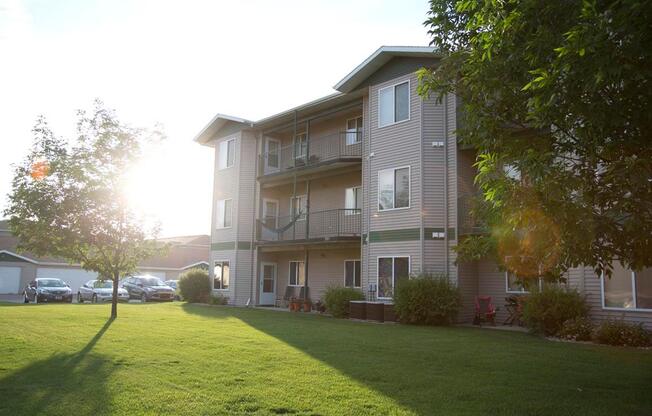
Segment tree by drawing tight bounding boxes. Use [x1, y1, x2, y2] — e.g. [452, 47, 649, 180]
[5, 101, 165, 318]
[419, 0, 652, 278]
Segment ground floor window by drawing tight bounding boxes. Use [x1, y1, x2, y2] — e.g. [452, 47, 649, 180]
[377, 256, 409, 298]
[603, 263, 652, 310]
[344, 260, 361, 288]
[213, 261, 229, 290]
[289, 261, 305, 287]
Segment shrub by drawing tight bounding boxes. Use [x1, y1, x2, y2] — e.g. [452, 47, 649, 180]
[594, 320, 651, 347]
[178, 268, 211, 303]
[558, 317, 595, 341]
[210, 293, 229, 305]
[522, 285, 588, 336]
[323, 286, 364, 318]
[393, 274, 461, 325]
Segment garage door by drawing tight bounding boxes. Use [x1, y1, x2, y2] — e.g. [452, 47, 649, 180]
[0, 267, 21, 294]
[37, 268, 98, 293]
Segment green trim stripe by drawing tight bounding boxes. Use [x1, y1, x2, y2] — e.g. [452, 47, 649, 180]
[369, 228, 420, 243]
[211, 241, 252, 251]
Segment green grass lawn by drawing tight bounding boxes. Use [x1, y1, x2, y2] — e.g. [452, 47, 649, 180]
[0, 302, 650, 416]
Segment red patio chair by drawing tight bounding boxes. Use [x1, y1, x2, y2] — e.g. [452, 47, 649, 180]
[474, 296, 496, 326]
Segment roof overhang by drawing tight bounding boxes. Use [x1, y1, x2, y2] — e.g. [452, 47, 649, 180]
[193, 114, 254, 146]
[334, 46, 439, 93]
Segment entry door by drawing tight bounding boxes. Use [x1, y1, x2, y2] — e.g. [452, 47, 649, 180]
[265, 138, 280, 173]
[262, 199, 279, 241]
[259, 263, 277, 305]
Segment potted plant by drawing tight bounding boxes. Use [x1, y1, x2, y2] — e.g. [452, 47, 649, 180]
[289, 297, 299, 312]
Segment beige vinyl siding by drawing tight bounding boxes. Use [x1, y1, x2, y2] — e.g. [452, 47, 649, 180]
[457, 260, 478, 323]
[445, 94, 458, 282]
[363, 241, 421, 301]
[234, 249, 254, 305]
[212, 132, 240, 243]
[476, 259, 510, 323]
[237, 131, 258, 242]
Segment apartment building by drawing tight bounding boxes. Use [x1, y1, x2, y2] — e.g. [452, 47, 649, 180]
[194, 46, 651, 329]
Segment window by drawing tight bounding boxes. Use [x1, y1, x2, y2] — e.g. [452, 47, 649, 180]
[266, 139, 279, 169]
[378, 167, 410, 210]
[503, 164, 521, 181]
[344, 260, 361, 288]
[218, 138, 235, 170]
[290, 195, 307, 221]
[289, 261, 305, 286]
[213, 261, 229, 290]
[293, 133, 307, 160]
[345, 186, 362, 214]
[377, 256, 409, 298]
[345, 116, 363, 145]
[378, 81, 410, 127]
[603, 263, 652, 310]
[506, 272, 528, 293]
[216, 199, 232, 228]
[263, 199, 279, 228]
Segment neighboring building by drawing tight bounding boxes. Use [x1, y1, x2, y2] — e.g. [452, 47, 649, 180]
[195, 46, 650, 328]
[0, 220, 209, 294]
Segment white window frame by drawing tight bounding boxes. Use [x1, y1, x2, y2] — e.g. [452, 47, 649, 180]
[376, 256, 411, 300]
[262, 198, 279, 228]
[601, 268, 652, 312]
[218, 138, 236, 170]
[288, 260, 306, 287]
[290, 194, 307, 221]
[213, 260, 230, 291]
[378, 79, 411, 128]
[377, 166, 411, 212]
[345, 186, 362, 215]
[344, 259, 361, 288]
[345, 116, 363, 145]
[293, 132, 307, 160]
[215, 198, 233, 229]
[265, 138, 281, 171]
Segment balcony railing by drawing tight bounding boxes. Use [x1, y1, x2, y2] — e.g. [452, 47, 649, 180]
[257, 208, 361, 242]
[458, 195, 487, 235]
[259, 131, 362, 177]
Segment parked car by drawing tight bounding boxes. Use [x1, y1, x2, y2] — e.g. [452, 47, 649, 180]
[78, 279, 129, 303]
[164, 280, 181, 300]
[122, 275, 175, 302]
[24, 278, 73, 303]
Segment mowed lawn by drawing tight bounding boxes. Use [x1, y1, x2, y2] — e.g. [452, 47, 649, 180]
[0, 302, 650, 416]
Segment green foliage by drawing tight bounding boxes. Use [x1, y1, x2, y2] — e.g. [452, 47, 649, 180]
[210, 293, 229, 305]
[323, 286, 364, 318]
[393, 274, 461, 325]
[522, 286, 589, 336]
[558, 317, 595, 342]
[4, 100, 164, 318]
[594, 320, 651, 348]
[420, 0, 652, 276]
[178, 268, 211, 303]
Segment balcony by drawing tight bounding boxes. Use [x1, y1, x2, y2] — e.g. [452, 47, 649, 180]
[257, 208, 361, 244]
[258, 131, 362, 184]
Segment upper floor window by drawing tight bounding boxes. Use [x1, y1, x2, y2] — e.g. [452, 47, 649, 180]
[503, 163, 521, 181]
[294, 133, 307, 160]
[218, 138, 235, 170]
[216, 199, 232, 228]
[379, 81, 409, 127]
[345, 186, 362, 214]
[290, 195, 307, 221]
[603, 263, 652, 310]
[213, 260, 229, 290]
[345, 116, 363, 145]
[378, 167, 410, 211]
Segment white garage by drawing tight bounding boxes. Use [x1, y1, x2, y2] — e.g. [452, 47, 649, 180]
[0, 266, 21, 294]
[37, 268, 98, 293]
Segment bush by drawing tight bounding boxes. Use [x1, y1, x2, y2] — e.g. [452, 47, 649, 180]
[323, 286, 364, 318]
[558, 317, 595, 341]
[522, 285, 588, 336]
[393, 274, 461, 325]
[178, 268, 211, 303]
[210, 293, 229, 305]
[594, 320, 651, 347]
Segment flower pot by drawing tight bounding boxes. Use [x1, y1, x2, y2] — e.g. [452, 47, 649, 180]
[349, 301, 367, 320]
[303, 302, 311, 312]
[289, 301, 299, 312]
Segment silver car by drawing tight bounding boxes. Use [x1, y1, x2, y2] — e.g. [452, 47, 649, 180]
[78, 279, 129, 303]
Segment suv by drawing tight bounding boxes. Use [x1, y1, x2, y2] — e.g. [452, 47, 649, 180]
[121, 275, 175, 302]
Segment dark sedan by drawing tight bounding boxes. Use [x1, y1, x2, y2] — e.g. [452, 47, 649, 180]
[24, 278, 73, 303]
[122, 275, 175, 302]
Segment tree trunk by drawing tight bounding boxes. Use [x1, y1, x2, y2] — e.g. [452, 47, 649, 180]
[111, 271, 119, 319]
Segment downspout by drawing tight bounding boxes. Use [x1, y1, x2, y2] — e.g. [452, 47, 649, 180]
[419, 89, 425, 274]
[444, 93, 449, 277]
[366, 87, 373, 298]
[233, 133, 242, 304]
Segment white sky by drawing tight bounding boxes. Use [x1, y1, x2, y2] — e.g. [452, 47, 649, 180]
[0, 0, 430, 237]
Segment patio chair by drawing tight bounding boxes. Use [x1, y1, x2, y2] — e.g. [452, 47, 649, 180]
[474, 296, 497, 326]
[276, 285, 295, 308]
[297, 286, 310, 302]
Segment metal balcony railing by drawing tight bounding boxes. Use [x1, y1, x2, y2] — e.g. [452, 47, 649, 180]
[257, 208, 361, 242]
[259, 131, 362, 176]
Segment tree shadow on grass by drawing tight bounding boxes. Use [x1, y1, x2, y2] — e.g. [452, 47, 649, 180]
[0, 318, 115, 415]
[181, 304, 652, 416]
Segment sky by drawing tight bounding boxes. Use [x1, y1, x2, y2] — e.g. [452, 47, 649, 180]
[0, 0, 431, 237]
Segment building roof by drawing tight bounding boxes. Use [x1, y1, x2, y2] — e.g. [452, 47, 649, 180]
[194, 45, 438, 144]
